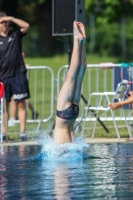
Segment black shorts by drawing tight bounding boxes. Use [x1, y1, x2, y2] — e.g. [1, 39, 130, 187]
[2, 72, 30, 102]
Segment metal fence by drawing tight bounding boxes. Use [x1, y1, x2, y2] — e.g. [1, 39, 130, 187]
[0, 66, 55, 143]
[26, 66, 54, 123]
[1, 63, 133, 143]
[7, 66, 54, 137]
[57, 64, 133, 122]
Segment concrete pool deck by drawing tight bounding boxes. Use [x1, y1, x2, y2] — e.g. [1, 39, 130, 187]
[0, 138, 132, 146]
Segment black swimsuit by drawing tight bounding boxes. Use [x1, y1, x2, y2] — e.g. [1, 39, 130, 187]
[56, 104, 79, 120]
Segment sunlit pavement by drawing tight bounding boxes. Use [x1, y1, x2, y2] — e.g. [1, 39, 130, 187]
[85, 138, 129, 144]
[0, 140, 39, 146]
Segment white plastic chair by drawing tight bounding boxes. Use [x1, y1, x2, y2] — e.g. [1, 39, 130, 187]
[0, 82, 5, 143]
[81, 80, 132, 139]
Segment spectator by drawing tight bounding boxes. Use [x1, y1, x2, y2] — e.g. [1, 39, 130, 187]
[108, 94, 133, 140]
[8, 51, 39, 126]
[0, 12, 30, 141]
[22, 51, 39, 119]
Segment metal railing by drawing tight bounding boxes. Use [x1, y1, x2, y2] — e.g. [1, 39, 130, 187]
[26, 66, 54, 123]
[7, 66, 55, 134]
[57, 64, 133, 121]
[1, 63, 133, 143]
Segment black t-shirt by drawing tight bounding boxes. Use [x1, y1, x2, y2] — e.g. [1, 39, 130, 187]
[0, 29, 27, 80]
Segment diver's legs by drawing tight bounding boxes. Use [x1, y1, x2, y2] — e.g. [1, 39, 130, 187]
[56, 21, 83, 111]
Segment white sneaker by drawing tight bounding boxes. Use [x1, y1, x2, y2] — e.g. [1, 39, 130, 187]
[8, 118, 17, 126]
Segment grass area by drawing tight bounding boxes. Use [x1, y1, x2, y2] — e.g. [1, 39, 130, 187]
[7, 54, 132, 140]
[25, 53, 119, 73]
[7, 120, 132, 141]
[79, 121, 132, 139]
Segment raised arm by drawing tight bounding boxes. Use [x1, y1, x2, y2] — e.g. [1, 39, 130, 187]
[0, 16, 29, 33]
[108, 95, 133, 110]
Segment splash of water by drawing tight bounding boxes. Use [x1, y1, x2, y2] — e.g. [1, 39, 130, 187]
[33, 131, 90, 161]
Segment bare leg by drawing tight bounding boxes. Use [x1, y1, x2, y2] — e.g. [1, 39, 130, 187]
[18, 100, 26, 133]
[27, 101, 34, 112]
[73, 30, 86, 104]
[57, 21, 83, 111]
[26, 100, 38, 119]
[71, 23, 86, 140]
[11, 98, 18, 119]
[54, 21, 85, 144]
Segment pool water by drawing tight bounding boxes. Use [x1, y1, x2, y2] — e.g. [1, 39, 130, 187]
[0, 140, 133, 199]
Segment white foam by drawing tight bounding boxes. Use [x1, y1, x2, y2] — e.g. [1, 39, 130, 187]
[33, 131, 89, 161]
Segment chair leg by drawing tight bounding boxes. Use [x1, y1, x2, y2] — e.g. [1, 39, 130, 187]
[74, 115, 85, 133]
[37, 120, 42, 132]
[122, 109, 132, 137]
[110, 110, 121, 139]
[92, 112, 98, 138]
[81, 111, 88, 137]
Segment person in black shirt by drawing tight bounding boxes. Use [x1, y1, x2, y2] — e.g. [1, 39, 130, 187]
[0, 12, 30, 141]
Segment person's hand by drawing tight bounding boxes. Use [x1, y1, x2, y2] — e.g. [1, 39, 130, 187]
[108, 103, 114, 110]
[108, 102, 123, 110]
[0, 16, 12, 23]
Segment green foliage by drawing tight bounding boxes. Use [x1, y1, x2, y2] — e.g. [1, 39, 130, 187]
[1, 0, 133, 58]
[95, 23, 120, 56]
[126, 18, 133, 58]
[86, 0, 133, 23]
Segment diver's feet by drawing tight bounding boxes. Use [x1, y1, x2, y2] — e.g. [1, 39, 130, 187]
[73, 21, 83, 42]
[77, 22, 86, 39]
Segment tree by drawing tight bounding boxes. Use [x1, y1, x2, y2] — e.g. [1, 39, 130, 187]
[86, 0, 133, 25]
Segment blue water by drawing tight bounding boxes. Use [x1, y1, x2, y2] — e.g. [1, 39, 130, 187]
[0, 137, 133, 199]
